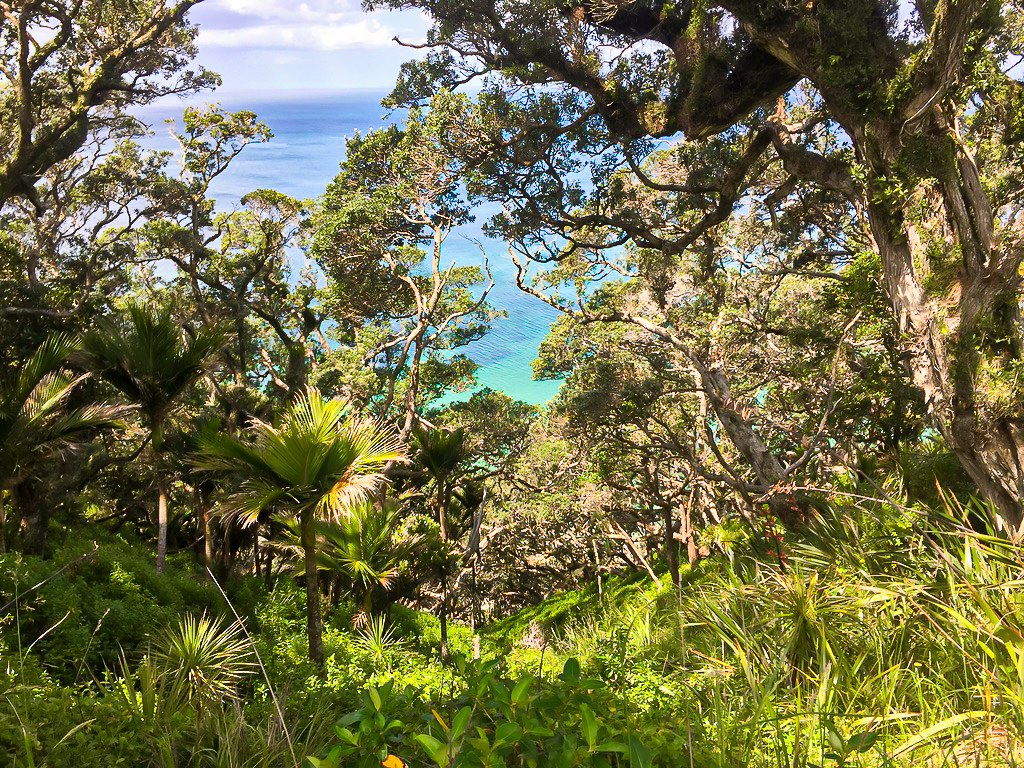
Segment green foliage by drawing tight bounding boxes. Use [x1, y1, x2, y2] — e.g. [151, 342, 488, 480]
[484, 573, 647, 651]
[0, 529, 224, 676]
[317, 657, 690, 767]
[80, 302, 226, 447]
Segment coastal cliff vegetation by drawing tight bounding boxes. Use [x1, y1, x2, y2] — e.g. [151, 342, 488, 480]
[3, 1, 1024, 765]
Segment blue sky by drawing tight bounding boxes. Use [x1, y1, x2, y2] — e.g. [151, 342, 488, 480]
[188, 0, 430, 92]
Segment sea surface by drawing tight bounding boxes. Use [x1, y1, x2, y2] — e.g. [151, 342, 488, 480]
[134, 89, 562, 405]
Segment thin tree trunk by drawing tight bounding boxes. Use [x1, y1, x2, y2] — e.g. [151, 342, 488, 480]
[685, 489, 698, 566]
[156, 472, 169, 574]
[200, 493, 213, 581]
[662, 503, 679, 588]
[437, 480, 450, 660]
[301, 510, 325, 669]
[437, 484, 449, 542]
[439, 570, 449, 661]
[471, 560, 478, 632]
[0, 488, 7, 554]
[253, 532, 261, 578]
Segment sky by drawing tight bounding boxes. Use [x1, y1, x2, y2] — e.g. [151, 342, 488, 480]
[187, 0, 430, 92]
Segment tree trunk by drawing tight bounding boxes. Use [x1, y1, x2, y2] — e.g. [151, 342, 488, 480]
[471, 560, 478, 632]
[662, 503, 679, 587]
[20, 481, 48, 557]
[156, 472, 169, 574]
[438, 479, 451, 660]
[437, 485, 449, 542]
[439, 570, 449, 661]
[200, 493, 213, 580]
[0, 488, 7, 554]
[854, 113, 1024, 530]
[685, 488, 698, 566]
[301, 510, 325, 669]
[286, 342, 308, 399]
[253, 532, 261, 578]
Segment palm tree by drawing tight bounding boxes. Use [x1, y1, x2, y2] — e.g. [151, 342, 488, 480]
[0, 334, 128, 553]
[80, 303, 225, 572]
[283, 499, 428, 622]
[413, 425, 469, 658]
[195, 388, 405, 667]
[414, 425, 468, 542]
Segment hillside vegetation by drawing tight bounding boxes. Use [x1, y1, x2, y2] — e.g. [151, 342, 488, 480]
[4, 0, 1024, 766]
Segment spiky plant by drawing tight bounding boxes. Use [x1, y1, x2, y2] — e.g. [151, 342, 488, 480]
[152, 612, 255, 714]
[354, 613, 406, 670]
[195, 387, 406, 667]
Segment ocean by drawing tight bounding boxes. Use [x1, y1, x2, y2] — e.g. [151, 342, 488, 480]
[134, 89, 562, 406]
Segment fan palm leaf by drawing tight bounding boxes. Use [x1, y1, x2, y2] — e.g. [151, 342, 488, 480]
[79, 302, 225, 571]
[195, 387, 406, 667]
[279, 500, 426, 620]
[0, 334, 129, 552]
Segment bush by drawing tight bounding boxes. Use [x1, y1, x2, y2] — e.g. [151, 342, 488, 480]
[0, 529, 224, 678]
[313, 657, 692, 768]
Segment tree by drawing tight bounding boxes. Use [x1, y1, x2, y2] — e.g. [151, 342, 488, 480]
[413, 424, 469, 658]
[287, 500, 428, 622]
[80, 302, 224, 572]
[371, 0, 1024, 527]
[312, 91, 501, 437]
[0, 0, 217, 212]
[195, 388, 405, 668]
[0, 333, 126, 552]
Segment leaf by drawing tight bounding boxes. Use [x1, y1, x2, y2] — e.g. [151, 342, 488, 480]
[626, 734, 653, 768]
[561, 657, 581, 682]
[50, 719, 95, 750]
[368, 686, 382, 712]
[894, 711, 987, 757]
[338, 711, 361, 727]
[847, 730, 879, 753]
[494, 722, 523, 746]
[511, 677, 533, 706]
[452, 706, 472, 743]
[432, 708, 450, 735]
[580, 704, 599, 748]
[415, 733, 450, 767]
[334, 726, 358, 746]
[596, 741, 628, 754]
[826, 727, 845, 753]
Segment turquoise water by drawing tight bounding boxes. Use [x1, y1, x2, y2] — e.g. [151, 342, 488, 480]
[134, 89, 562, 405]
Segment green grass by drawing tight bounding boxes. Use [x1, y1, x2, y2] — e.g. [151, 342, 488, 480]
[5, 495, 1024, 766]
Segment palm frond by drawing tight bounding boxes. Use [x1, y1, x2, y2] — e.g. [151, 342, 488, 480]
[11, 333, 79, 407]
[193, 387, 408, 533]
[81, 302, 225, 424]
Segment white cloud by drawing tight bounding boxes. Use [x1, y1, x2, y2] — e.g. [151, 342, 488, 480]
[198, 18, 395, 50]
[185, 0, 431, 90]
[210, 0, 361, 19]
[192, 0, 429, 50]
